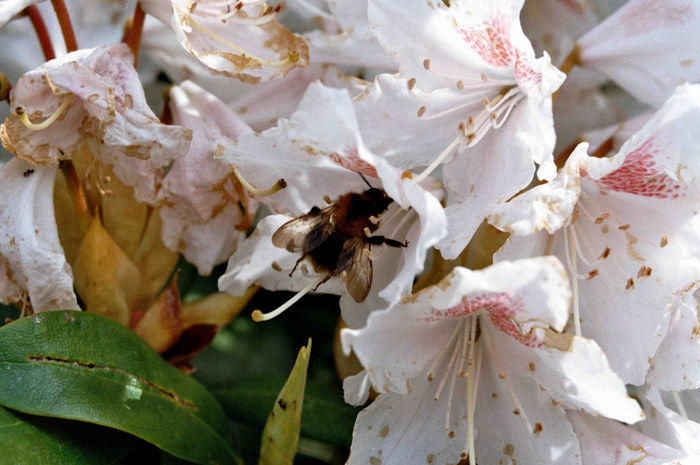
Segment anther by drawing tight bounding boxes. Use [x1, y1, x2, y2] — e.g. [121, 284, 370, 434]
[456, 80, 464, 90]
[417, 106, 427, 117]
[271, 261, 282, 271]
[618, 224, 631, 231]
[625, 278, 635, 290]
[16, 95, 74, 131]
[586, 270, 599, 280]
[423, 58, 431, 70]
[369, 216, 380, 224]
[407, 78, 416, 90]
[599, 247, 611, 260]
[660, 235, 669, 247]
[323, 195, 332, 204]
[232, 165, 286, 196]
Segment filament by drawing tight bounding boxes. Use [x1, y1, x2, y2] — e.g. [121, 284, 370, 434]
[567, 227, 582, 337]
[16, 95, 73, 131]
[672, 390, 689, 420]
[232, 165, 286, 196]
[413, 136, 461, 184]
[251, 280, 317, 322]
[466, 316, 480, 465]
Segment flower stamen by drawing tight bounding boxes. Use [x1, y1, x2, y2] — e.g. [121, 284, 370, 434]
[232, 165, 286, 197]
[251, 279, 319, 322]
[15, 95, 74, 131]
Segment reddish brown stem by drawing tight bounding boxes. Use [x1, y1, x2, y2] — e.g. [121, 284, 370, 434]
[26, 5, 56, 61]
[50, 0, 78, 53]
[124, 3, 146, 68]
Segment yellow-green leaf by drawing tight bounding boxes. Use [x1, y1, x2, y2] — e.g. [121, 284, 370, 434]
[259, 339, 311, 465]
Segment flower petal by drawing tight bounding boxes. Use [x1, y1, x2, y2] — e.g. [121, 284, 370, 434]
[0, 158, 78, 311]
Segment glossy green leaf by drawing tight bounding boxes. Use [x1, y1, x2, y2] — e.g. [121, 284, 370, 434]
[259, 339, 311, 465]
[0, 311, 239, 465]
[0, 405, 131, 464]
[213, 377, 359, 448]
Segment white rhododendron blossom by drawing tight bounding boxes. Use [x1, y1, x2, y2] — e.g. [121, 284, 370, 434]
[342, 258, 642, 465]
[353, 0, 565, 258]
[158, 80, 257, 276]
[0, 44, 192, 203]
[140, 0, 309, 83]
[217, 82, 446, 328]
[2, 0, 700, 462]
[492, 84, 700, 385]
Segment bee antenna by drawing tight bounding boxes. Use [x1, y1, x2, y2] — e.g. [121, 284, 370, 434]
[358, 172, 373, 188]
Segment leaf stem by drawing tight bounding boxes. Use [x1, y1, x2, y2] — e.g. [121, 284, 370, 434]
[25, 5, 55, 61]
[50, 0, 78, 53]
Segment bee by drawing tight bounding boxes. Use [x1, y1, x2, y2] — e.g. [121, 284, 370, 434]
[271, 175, 407, 302]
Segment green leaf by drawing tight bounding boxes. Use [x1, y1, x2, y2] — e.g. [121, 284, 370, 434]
[259, 339, 311, 465]
[0, 311, 240, 465]
[213, 377, 359, 448]
[0, 405, 131, 464]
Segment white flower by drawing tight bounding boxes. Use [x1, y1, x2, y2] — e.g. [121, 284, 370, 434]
[158, 80, 257, 276]
[0, 44, 192, 203]
[353, 0, 565, 258]
[491, 84, 700, 384]
[341, 257, 642, 465]
[141, 0, 309, 83]
[217, 82, 446, 327]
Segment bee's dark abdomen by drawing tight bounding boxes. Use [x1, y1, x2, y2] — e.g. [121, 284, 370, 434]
[309, 235, 345, 272]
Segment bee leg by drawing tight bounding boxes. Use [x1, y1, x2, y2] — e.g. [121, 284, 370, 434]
[289, 254, 306, 277]
[367, 236, 409, 248]
[313, 273, 332, 291]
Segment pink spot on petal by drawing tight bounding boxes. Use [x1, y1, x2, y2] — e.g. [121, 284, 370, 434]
[595, 139, 685, 198]
[423, 292, 541, 347]
[329, 149, 378, 178]
[458, 12, 541, 87]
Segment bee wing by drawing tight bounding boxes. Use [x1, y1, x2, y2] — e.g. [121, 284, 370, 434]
[272, 206, 337, 253]
[338, 237, 372, 303]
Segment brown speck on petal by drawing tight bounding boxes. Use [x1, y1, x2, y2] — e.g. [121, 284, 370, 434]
[660, 235, 669, 247]
[379, 425, 389, 438]
[423, 58, 431, 69]
[533, 422, 543, 435]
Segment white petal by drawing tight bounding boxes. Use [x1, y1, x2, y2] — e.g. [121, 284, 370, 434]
[578, 0, 700, 107]
[0, 159, 78, 311]
[637, 388, 700, 456]
[348, 373, 469, 465]
[568, 410, 699, 465]
[158, 81, 255, 275]
[646, 293, 700, 390]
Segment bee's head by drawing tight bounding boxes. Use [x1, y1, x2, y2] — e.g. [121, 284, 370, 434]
[365, 187, 393, 211]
